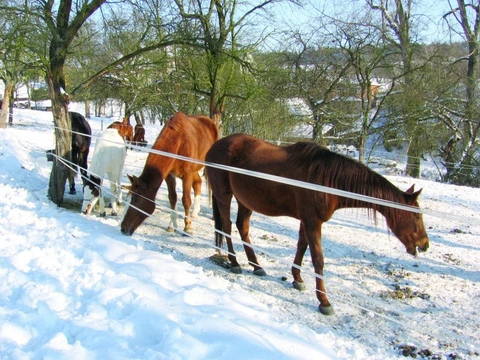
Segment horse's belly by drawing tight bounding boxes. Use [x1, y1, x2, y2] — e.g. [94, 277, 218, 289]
[230, 174, 298, 218]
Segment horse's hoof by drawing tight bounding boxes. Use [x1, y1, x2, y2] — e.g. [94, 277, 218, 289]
[111, 212, 117, 216]
[100, 212, 106, 217]
[253, 268, 267, 276]
[319, 305, 335, 316]
[231, 266, 242, 274]
[167, 226, 175, 232]
[69, 189, 76, 195]
[292, 281, 307, 291]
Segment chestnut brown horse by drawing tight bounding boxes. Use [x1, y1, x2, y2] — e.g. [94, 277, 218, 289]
[121, 111, 218, 235]
[205, 134, 429, 316]
[108, 117, 133, 143]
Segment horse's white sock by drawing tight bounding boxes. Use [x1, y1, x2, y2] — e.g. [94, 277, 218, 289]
[192, 195, 201, 218]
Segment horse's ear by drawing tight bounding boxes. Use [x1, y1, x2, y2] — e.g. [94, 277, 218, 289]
[406, 184, 415, 194]
[413, 188, 423, 198]
[127, 174, 146, 190]
[405, 187, 423, 204]
[127, 174, 138, 185]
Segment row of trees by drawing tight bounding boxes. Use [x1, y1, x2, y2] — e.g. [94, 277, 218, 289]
[1, 0, 480, 207]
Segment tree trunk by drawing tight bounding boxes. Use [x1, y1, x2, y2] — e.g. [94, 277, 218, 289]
[85, 100, 90, 118]
[209, 95, 224, 136]
[406, 137, 421, 178]
[47, 73, 71, 206]
[0, 82, 14, 128]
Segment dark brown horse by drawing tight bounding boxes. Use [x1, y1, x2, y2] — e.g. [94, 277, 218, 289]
[69, 112, 91, 195]
[205, 134, 429, 315]
[132, 124, 147, 146]
[121, 111, 218, 235]
[108, 117, 133, 143]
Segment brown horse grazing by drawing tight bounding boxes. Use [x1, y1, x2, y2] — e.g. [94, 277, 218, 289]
[205, 134, 429, 316]
[108, 117, 133, 143]
[121, 111, 218, 235]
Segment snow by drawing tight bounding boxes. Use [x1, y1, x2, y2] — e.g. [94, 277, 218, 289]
[1, 108, 479, 359]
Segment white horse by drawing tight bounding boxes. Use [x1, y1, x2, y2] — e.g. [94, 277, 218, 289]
[82, 129, 127, 216]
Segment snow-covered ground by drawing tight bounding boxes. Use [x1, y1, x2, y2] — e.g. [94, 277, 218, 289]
[0, 108, 479, 359]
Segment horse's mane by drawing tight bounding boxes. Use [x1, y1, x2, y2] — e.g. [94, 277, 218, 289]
[285, 142, 408, 215]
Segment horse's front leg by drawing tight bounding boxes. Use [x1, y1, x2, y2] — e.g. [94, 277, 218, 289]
[181, 175, 194, 234]
[191, 172, 202, 219]
[304, 220, 334, 315]
[292, 222, 308, 291]
[110, 181, 120, 216]
[236, 202, 266, 276]
[115, 177, 123, 206]
[165, 174, 178, 232]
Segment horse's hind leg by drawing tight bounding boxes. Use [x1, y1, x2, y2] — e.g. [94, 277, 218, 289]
[303, 220, 334, 315]
[214, 193, 239, 272]
[68, 172, 76, 195]
[292, 222, 308, 291]
[191, 172, 202, 219]
[69, 149, 78, 194]
[181, 174, 194, 234]
[98, 188, 106, 217]
[166, 174, 178, 232]
[236, 202, 266, 276]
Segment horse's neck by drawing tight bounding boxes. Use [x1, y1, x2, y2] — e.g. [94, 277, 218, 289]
[140, 161, 171, 191]
[334, 169, 402, 216]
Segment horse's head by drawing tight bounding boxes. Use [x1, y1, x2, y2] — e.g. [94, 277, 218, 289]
[82, 175, 101, 214]
[120, 174, 156, 235]
[387, 185, 429, 257]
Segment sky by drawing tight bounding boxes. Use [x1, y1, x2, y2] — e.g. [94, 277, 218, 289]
[269, 0, 461, 45]
[0, 107, 479, 359]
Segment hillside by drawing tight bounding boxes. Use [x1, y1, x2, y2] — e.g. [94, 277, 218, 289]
[0, 108, 479, 359]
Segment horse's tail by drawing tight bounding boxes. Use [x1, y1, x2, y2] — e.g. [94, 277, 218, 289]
[203, 166, 212, 206]
[211, 193, 224, 253]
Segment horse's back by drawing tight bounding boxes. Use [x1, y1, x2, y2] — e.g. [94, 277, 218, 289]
[206, 133, 282, 169]
[170, 111, 217, 143]
[206, 134, 305, 217]
[96, 128, 125, 146]
[70, 112, 91, 139]
[90, 129, 126, 175]
[155, 111, 218, 159]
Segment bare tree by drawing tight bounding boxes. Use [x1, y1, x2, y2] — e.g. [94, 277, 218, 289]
[367, 0, 426, 177]
[335, 19, 394, 162]
[0, 2, 36, 128]
[441, 0, 480, 185]
[4, 0, 183, 205]
[173, 0, 287, 130]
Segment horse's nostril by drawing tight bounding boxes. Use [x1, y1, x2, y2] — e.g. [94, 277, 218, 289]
[121, 226, 133, 236]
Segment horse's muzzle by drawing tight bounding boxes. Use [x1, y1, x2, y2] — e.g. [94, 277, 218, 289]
[407, 238, 429, 257]
[121, 226, 134, 236]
